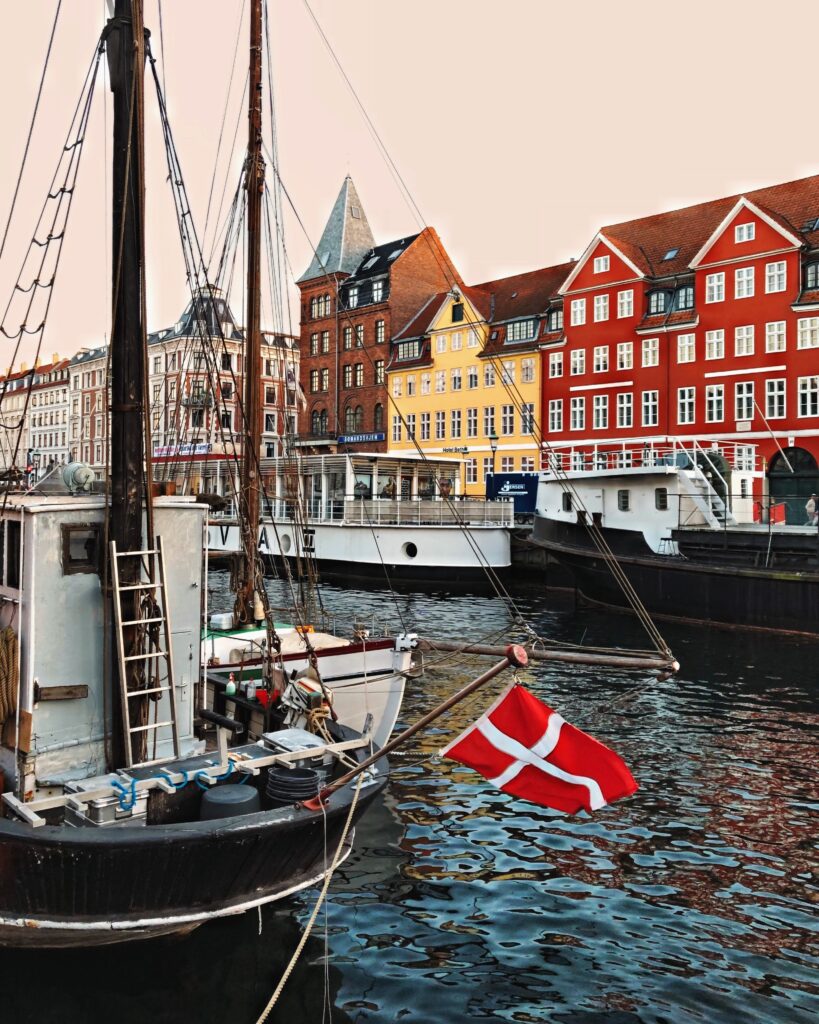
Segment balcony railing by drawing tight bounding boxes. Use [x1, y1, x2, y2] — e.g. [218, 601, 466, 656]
[212, 496, 514, 527]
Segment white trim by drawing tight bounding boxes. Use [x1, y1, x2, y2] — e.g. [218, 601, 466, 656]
[695, 245, 800, 271]
[690, 197, 802, 268]
[703, 364, 786, 379]
[635, 316, 698, 335]
[559, 232, 645, 294]
[569, 380, 634, 393]
[792, 302, 819, 312]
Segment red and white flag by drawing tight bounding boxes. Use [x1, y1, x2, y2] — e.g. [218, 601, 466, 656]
[441, 682, 637, 814]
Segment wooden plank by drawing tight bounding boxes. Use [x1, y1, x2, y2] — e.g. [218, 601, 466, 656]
[34, 684, 89, 702]
[2, 710, 32, 753]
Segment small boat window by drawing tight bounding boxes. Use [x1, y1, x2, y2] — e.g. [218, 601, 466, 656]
[654, 487, 668, 511]
[740, 479, 749, 499]
[5, 521, 20, 589]
[562, 492, 572, 512]
[61, 524, 100, 575]
[617, 489, 630, 511]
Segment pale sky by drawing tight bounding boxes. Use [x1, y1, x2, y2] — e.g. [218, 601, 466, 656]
[0, 0, 816, 365]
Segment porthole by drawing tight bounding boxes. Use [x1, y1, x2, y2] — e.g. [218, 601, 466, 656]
[403, 542, 418, 559]
[280, 534, 292, 554]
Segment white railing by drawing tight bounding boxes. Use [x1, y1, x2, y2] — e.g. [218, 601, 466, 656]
[211, 496, 514, 527]
[542, 437, 762, 475]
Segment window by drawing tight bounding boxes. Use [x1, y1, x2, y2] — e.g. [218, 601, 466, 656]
[451, 409, 462, 437]
[642, 390, 659, 427]
[705, 384, 724, 422]
[343, 365, 353, 389]
[655, 488, 668, 511]
[617, 490, 630, 512]
[593, 346, 609, 372]
[677, 387, 695, 424]
[321, 331, 330, 354]
[521, 358, 535, 383]
[452, 302, 464, 323]
[348, 286, 359, 308]
[465, 458, 478, 484]
[309, 333, 319, 355]
[310, 369, 319, 393]
[435, 370, 446, 393]
[570, 298, 586, 326]
[676, 285, 694, 310]
[522, 403, 535, 434]
[375, 360, 385, 384]
[766, 378, 786, 419]
[221, 410, 232, 430]
[677, 334, 695, 363]
[483, 458, 493, 482]
[407, 374, 416, 396]
[735, 381, 754, 421]
[549, 309, 564, 332]
[570, 396, 585, 431]
[706, 272, 725, 303]
[435, 411, 445, 440]
[265, 386, 275, 404]
[562, 491, 573, 511]
[593, 394, 608, 430]
[594, 254, 610, 273]
[320, 368, 329, 391]
[420, 372, 431, 395]
[734, 445, 754, 471]
[806, 263, 819, 289]
[484, 364, 495, 387]
[648, 291, 667, 315]
[468, 365, 479, 389]
[798, 375, 819, 417]
[372, 279, 384, 303]
[766, 261, 786, 293]
[467, 329, 479, 348]
[436, 334, 447, 354]
[451, 367, 462, 391]
[374, 404, 384, 431]
[521, 456, 535, 472]
[406, 413, 416, 440]
[391, 415, 402, 442]
[264, 413, 277, 433]
[594, 294, 609, 322]
[343, 327, 352, 350]
[735, 266, 754, 299]
[735, 222, 755, 242]
[452, 332, 463, 351]
[375, 320, 385, 344]
[354, 363, 364, 387]
[219, 352, 230, 371]
[617, 289, 634, 319]
[705, 330, 724, 360]
[467, 408, 477, 437]
[612, 342, 631, 371]
[548, 352, 563, 378]
[617, 392, 633, 428]
[355, 325, 364, 348]
[642, 338, 659, 367]
[61, 524, 100, 576]
[798, 317, 819, 349]
[735, 325, 755, 357]
[763, 321, 786, 353]
[500, 456, 515, 473]
[548, 399, 563, 432]
[501, 404, 515, 435]
[483, 406, 496, 436]
[501, 361, 515, 384]
[570, 349, 586, 375]
[152, 356, 161, 374]
[506, 319, 536, 342]
[421, 412, 430, 440]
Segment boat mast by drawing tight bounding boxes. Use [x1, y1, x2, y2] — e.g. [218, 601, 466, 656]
[235, 0, 265, 625]
[105, 0, 149, 766]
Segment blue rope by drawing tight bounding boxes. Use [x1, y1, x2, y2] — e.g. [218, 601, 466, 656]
[158, 768, 190, 791]
[111, 777, 138, 812]
[194, 760, 236, 790]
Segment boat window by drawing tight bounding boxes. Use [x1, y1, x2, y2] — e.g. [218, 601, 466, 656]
[562, 492, 572, 512]
[654, 487, 668, 511]
[61, 524, 100, 575]
[740, 479, 749, 498]
[617, 489, 630, 511]
[6, 520, 20, 588]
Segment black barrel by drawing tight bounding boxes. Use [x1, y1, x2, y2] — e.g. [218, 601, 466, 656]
[265, 767, 320, 807]
[200, 784, 261, 821]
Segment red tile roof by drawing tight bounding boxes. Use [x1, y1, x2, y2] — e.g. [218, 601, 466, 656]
[474, 262, 576, 322]
[392, 286, 491, 341]
[601, 173, 819, 278]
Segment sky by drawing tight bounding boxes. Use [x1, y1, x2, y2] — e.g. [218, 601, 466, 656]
[0, 0, 816, 366]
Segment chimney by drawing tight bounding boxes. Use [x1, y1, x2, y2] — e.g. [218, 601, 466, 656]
[21, 362, 28, 373]
[52, 352, 59, 363]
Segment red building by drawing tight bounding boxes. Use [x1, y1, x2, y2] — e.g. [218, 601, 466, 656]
[541, 174, 819, 516]
[297, 176, 461, 452]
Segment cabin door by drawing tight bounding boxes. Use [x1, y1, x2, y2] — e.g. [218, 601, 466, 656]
[768, 447, 819, 524]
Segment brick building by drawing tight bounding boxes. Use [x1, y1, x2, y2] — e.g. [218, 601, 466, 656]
[297, 176, 461, 452]
[69, 346, 108, 476]
[541, 174, 819, 520]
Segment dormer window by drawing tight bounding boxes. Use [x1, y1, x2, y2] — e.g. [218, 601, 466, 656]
[348, 286, 359, 308]
[662, 247, 679, 261]
[676, 285, 694, 311]
[452, 303, 464, 323]
[805, 262, 819, 290]
[593, 255, 610, 274]
[648, 290, 669, 315]
[506, 319, 536, 343]
[735, 222, 755, 243]
[548, 309, 563, 332]
[372, 279, 384, 303]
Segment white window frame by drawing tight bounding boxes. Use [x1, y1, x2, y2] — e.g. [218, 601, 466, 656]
[798, 317, 819, 349]
[765, 321, 786, 353]
[677, 333, 695, 364]
[617, 289, 633, 319]
[548, 352, 563, 378]
[436, 334, 447, 353]
[593, 254, 610, 274]
[705, 329, 724, 360]
[765, 378, 786, 420]
[735, 381, 754, 421]
[765, 261, 786, 293]
[705, 383, 724, 423]
[617, 342, 633, 370]
[734, 324, 755, 357]
[798, 375, 819, 418]
[521, 357, 535, 383]
[677, 386, 695, 425]
[570, 396, 585, 431]
[616, 392, 633, 428]
[501, 404, 515, 435]
[570, 349, 586, 376]
[593, 294, 609, 322]
[641, 337, 659, 367]
[548, 399, 563, 432]
[570, 298, 586, 326]
[593, 345, 609, 373]
[642, 390, 659, 427]
[735, 266, 755, 299]
[705, 272, 725, 303]
[592, 393, 608, 430]
[735, 222, 755, 243]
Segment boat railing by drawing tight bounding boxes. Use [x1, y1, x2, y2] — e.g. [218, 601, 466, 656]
[542, 437, 763, 475]
[211, 496, 514, 527]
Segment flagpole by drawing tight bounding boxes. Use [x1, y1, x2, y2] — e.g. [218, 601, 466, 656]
[307, 644, 529, 805]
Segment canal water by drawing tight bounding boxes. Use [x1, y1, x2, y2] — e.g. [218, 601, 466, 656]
[2, 574, 817, 1023]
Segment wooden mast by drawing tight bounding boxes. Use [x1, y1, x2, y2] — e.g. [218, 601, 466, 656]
[235, 0, 265, 626]
[105, 0, 149, 766]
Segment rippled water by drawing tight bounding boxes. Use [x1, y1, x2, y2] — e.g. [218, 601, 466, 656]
[2, 574, 817, 1023]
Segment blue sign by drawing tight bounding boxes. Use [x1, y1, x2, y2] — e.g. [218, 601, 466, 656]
[485, 472, 539, 516]
[337, 432, 385, 444]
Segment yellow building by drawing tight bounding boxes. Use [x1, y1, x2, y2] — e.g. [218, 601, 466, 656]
[386, 282, 545, 495]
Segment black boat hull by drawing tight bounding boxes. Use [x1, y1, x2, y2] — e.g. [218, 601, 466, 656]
[532, 517, 819, 637]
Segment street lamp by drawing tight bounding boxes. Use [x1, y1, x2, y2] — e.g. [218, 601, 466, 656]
[488, 430, 499, 476]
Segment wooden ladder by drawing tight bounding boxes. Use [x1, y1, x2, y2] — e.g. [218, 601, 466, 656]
[110, 536, 181, 769]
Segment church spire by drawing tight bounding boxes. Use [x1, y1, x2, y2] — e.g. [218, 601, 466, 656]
[299, 176, 375, 282]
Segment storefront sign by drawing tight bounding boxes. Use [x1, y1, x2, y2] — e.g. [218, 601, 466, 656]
[153, 443, 212, 458]
[337, 432, 385, 444]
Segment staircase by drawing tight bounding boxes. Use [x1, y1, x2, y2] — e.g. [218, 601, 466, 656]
[678, 468, 738, 530]
[110, 536, 181, 768]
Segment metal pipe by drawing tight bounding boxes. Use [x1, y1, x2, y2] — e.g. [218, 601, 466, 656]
[416, 637, 678, 673]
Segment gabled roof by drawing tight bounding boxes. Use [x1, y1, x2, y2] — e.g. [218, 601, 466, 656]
[600, 173, 819, 277]
[475, 262, 575, 322]
[298, 176, 376, 283]
[345, 233, 421, 283]
[392, 286, 489, 342]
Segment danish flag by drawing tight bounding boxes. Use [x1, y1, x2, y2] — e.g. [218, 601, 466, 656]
[441, 683, 637, 814]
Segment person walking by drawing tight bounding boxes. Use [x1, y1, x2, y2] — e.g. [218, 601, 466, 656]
[806, 493, 818, 525]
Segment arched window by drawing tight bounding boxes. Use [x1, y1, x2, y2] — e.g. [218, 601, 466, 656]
[311, 407, 328, 435]
[354, 405, 364, 430]
[344, 406, 356, 432]
[373, 403, 384, 431]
